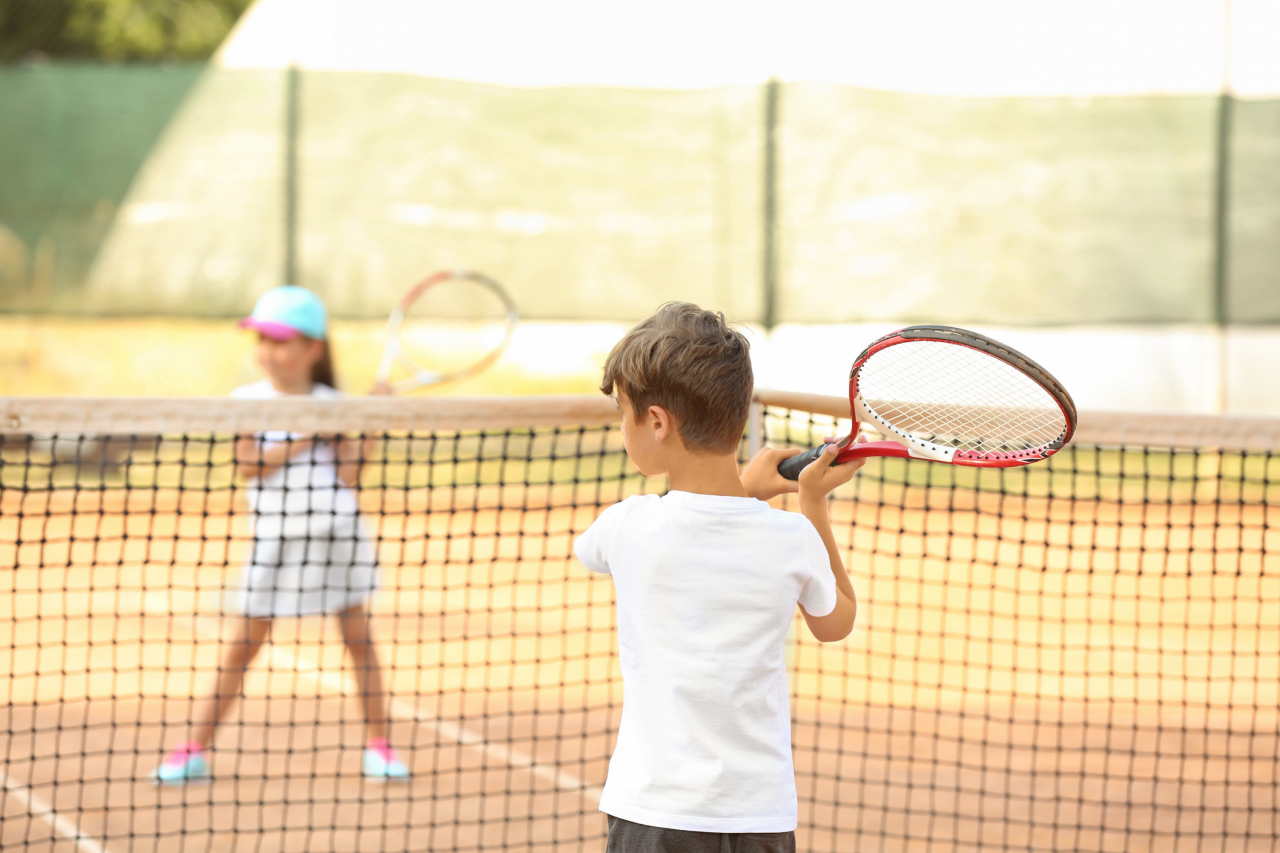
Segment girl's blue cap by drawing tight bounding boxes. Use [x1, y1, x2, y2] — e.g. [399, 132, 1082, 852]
[239, 286, 328, 340]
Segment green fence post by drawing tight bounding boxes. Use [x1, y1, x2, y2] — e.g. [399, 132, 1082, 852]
[284, 64, 300, 287]
[1212, 89, 1232, 412]
[762, 78, 780, 330]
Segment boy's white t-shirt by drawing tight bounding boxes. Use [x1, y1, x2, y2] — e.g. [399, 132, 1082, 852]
[573, 490, 838, 833]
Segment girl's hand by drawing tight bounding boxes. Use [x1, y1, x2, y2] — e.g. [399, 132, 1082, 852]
[741, 446, 805, 501]
[233, 435, 315, 479]
[334, 434, 371, 488]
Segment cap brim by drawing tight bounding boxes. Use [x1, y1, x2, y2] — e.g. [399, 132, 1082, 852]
[239, 318, 303, 340]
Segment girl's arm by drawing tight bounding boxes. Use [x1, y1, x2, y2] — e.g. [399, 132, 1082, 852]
[334, 434, 375, 488]
[234, 435, 312, 480]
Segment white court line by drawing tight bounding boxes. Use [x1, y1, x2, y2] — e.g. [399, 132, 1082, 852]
[149, 595, 603, 803]
[1, 772, 109, 853]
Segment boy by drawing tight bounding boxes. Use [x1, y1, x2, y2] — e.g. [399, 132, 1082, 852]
[574, 303, 862, 851]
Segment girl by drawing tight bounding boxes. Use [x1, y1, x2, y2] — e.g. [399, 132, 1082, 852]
[152, 285, 409, 783]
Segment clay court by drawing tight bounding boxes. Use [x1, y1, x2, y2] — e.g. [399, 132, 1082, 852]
[2, 417, 1276, 852]
[4, 2, 1280, 848]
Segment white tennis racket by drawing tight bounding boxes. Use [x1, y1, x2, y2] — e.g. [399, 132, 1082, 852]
[374, 270, 519, 393]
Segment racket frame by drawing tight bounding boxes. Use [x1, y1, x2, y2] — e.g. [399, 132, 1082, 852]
[836, 325, 1077, 468]
[374, 269, 519, 393]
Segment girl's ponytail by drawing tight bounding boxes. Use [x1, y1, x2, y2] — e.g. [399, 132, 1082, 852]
[311, 339, 337, 389]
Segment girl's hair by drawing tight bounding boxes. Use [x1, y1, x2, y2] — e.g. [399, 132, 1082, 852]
[311, 339, 337, 389]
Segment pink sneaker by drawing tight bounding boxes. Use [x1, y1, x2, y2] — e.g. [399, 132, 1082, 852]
[150, 741, 210, 785]
[362, 737, 410, 781]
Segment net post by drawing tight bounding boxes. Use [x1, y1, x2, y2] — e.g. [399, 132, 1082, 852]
[747, 400, 764, 457]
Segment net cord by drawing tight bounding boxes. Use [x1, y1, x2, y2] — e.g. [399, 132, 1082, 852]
[6, 392, 1275, 451]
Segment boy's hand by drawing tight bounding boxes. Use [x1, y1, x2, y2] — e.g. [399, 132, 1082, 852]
[797, 436, 866, 505]
[740, 446, 804, 501]
[742, 434, 870, 502]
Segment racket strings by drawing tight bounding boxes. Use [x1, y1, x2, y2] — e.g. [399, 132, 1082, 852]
[385, 272, 518, 389]
[859, 341, 1066, 452]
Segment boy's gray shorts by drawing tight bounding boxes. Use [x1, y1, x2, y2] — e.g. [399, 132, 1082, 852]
[606, 815, 796, 853]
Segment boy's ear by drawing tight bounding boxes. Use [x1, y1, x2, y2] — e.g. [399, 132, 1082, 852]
[648, 405, 677, 442]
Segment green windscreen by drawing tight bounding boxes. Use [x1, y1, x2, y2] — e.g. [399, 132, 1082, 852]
[778, 86, 1219, 325]
[1227, 98, 1280, 324]
[0, 64, 202, 313]
[1, 64, 1277, 325]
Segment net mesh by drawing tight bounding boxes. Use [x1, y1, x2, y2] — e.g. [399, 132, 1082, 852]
[1, 397, 1277, 853]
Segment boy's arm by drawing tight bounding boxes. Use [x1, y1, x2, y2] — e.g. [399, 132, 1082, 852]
[574, 502, 621, 574]
[796, 443, 860, 642]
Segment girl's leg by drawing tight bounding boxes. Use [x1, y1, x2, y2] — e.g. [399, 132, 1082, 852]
[338, 603, 388, 741]
[340, 603, 409, 780]
[189, 616, 273, 747]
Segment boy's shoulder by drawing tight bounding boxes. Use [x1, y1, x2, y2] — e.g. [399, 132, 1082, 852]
[585, 494, 821, 543]
[575, 495, 660, 575]
[757, 501, 814, 528]
[592, 493, 661, 525]
[743, 501, 825, 548]
[601, 493, 816, 537]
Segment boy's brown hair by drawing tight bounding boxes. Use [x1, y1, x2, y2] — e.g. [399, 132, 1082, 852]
[600, 302, 753, 454]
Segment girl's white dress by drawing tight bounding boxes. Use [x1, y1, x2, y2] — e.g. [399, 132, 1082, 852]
[231, 380, 378, 618]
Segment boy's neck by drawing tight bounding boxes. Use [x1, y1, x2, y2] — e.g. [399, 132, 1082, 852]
[665, 450, 750, 499]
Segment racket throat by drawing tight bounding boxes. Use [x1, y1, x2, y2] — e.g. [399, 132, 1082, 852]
[853, 394, 958, 463]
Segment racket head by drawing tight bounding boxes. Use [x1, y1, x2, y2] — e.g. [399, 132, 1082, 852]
[375, 269, 519, 393]
[844, 325, 1076, 468]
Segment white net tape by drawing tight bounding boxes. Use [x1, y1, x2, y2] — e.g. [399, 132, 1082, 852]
[859, 340, 1067, 452]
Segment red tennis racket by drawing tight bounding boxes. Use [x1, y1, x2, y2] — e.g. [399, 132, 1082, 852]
[778, 325, 1077, 480]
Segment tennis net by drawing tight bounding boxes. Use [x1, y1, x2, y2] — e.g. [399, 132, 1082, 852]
[0, 393, 1276, 853]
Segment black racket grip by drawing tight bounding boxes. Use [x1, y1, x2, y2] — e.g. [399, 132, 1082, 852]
[778, 443, 833, 481]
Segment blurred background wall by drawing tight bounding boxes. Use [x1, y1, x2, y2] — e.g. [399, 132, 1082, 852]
[1, 0, 1278, 411]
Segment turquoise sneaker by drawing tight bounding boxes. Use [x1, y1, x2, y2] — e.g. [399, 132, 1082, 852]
[150, 742, 210, 785]
[362, 739, 410, 781]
